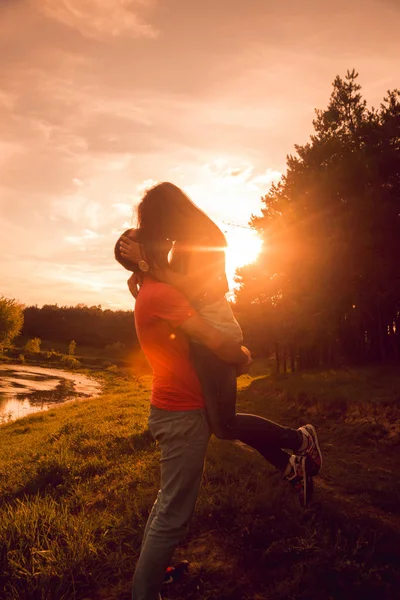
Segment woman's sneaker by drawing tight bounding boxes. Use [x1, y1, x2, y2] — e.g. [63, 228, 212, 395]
[284, 454, 314, 507]
[298, 424, 322, 476]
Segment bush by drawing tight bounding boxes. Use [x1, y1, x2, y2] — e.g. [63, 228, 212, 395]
[43, 350, 62, 363]
[60, 355, 80, 369]
[24, 338, 41, 354]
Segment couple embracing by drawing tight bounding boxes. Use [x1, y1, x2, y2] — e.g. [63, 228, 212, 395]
[114, 182, 322, 600]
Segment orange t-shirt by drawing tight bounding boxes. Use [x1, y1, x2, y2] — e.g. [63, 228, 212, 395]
[134, 277, 205, 411]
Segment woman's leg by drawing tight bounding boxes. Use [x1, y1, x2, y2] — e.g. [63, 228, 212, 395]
[190, 343, 302, 472]
[226, 413, 300, 471]
[190, 342, 236, 439]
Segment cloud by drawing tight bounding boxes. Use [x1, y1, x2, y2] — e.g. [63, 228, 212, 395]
[0, 90, 15, 111]
[32, 0, 158, 40]
[112, 203, 133, 217]
[181, 160, 281, 232]
[136, 178, 158, 195]
[202, 161, 281, 191]
[65, 229, 100, 246]
[51, 196, 102, 228]
[251, 169, 282, 189]
[1, 0, 399, 309]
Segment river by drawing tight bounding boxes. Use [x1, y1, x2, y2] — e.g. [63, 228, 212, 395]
[0, 364, 101, 424]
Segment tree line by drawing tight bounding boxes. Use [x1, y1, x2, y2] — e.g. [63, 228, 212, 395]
[22, 304, 138, 349]
[235, 70, 400, 371]
[1, 299, 139, 354]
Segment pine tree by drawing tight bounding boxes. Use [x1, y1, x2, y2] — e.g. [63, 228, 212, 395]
[236, 72, 400, 368]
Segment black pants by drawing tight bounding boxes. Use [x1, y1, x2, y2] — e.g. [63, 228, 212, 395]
[190, 343, 302, 472]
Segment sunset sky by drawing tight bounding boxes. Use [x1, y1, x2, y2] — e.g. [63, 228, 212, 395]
[1, 0, 399, 310]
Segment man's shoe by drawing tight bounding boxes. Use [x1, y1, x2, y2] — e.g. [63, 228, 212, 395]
[163, 560, 189, 585]
[298, 424, 322, 476]
[285, 454, 314, 507]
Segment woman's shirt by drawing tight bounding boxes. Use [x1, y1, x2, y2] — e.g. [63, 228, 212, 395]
[169, 236, 243, 343]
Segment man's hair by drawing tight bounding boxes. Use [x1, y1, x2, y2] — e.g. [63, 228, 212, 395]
[114, 228, 141, 273]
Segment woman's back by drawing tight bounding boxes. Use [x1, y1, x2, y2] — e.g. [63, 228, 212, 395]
[170, 236, 229, 306]
[138, 182, 229, 303]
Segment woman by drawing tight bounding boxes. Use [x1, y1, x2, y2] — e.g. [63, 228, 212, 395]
[119, 182, 322, 506]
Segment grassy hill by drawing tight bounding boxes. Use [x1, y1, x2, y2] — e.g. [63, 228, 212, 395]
[0, 362, 399, 600]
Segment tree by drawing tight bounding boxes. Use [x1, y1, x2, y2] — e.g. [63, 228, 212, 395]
[0, 297, 24, 351]
[24, 338, 41, 353]
[236, 71, 400, 368]
[68, 340, 76, 356]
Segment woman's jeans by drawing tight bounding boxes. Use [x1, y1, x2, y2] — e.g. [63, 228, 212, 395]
[131, 405, 210, 600]
[190, 343, 302, 472]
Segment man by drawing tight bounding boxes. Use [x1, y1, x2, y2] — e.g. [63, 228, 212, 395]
[115, 230, 252, 600]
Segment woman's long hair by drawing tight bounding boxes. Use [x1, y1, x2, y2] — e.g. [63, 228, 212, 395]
[137, 182, 226, 247]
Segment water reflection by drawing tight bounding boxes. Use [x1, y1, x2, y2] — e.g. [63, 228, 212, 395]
[0, 365, 101, 424]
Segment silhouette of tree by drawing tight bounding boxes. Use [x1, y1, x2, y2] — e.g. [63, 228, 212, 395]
[236, 71, 400, 370]
[22, 305, 138, 349]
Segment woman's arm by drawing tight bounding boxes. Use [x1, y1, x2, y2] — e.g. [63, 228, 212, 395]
[119, 236, 204, 301]
[127, 273, 142, 299]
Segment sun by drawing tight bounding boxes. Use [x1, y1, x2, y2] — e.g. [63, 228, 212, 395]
[224, 227, 263, 289]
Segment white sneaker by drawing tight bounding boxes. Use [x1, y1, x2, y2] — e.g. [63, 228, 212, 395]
[284, 454, 314, 507]
[298, 424, 322, 476]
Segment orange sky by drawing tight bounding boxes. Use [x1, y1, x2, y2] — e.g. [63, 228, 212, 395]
[1, 0, 399, 309]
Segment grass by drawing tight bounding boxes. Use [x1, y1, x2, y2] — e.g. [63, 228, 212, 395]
[0, 361, 399, 599]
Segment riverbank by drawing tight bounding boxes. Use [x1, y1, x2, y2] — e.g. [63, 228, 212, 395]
[1, 363, 399, 599]
[0, 348, 128, 371]
[2, 338, 152, 373]
[0, 363, 103, 424]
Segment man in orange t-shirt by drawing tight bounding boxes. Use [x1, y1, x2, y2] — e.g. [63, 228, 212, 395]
[115, 239, 251, 600]
[134, 277, 205, 412]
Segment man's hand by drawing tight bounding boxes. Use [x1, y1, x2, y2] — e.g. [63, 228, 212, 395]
[127, 273, 142, 299]
[236, 346, 252, 376]
[120, 236, 144, 263]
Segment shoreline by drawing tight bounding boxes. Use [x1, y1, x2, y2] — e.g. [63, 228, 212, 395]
[0, 362, 103, 426]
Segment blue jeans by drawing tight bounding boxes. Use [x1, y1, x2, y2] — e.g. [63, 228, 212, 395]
[190, 343, 301, 472]
[131, 405, 210, 600]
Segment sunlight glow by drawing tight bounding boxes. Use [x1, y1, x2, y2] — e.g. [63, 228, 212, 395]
[224, 227, 263, 289]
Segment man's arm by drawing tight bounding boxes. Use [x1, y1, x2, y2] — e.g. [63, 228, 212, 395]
[179, 314, 251, 366]
[146, 280, 251, 366]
